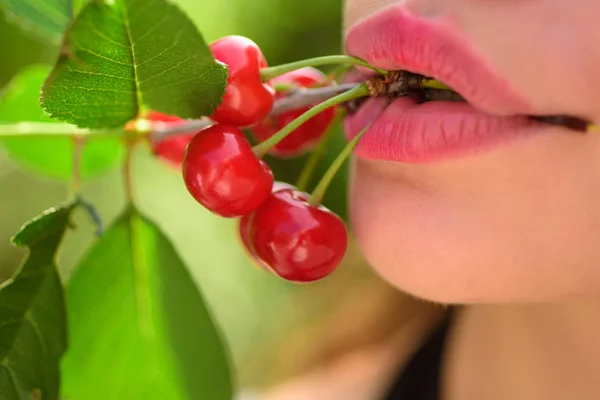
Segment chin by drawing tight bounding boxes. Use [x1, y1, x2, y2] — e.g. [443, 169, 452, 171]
[347, 157, 496, 305]
[348, 153, 600, 305]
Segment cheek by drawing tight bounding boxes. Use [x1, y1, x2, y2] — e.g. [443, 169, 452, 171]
[349, 130, 600, 304]
[343, 0, 399, 33]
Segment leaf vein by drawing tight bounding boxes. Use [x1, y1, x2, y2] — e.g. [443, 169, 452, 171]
[139, 54, 196, 84]
[17, 264, 52, 280]
[25, 313, 48, 355]
[59, 86, 131, 94]
[1, 363, 25, 400]
[144, 66, 216, 92]
[134, 12, 171, 43]
[135, 28, 183, 67]
[66, 67, 134, 81]
[0, 318, 23, 329]
[121, 3, 143, 117]
[75, 47, 132, 67]
[128, 213, 154, 339]
[85, 19, 130, 49]
[56, 102, 132, 107]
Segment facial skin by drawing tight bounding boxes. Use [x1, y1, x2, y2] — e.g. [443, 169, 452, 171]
[344, 0, 600, 304]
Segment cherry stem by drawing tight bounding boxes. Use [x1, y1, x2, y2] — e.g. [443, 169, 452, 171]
[421, 78, 453, 91]
[70, 135, 84, 196]
[68, 136, 104, 237]
[273, 82, 295, 92]
[252, 83, 369, 158]
[295, 110, 344, 192]
[76, 195, 104, 237]
[308, 124, 370, 207]
[149, 83, 362, 142]
[260, 55, 388, 82]
[270, 83, 360, 115]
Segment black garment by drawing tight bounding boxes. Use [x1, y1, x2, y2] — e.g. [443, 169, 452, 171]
[381, 310, 454, 400]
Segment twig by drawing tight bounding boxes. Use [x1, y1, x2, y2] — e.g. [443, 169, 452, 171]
[272, 83, 359, 114]
[76, 195, 104, 237]
[71, 136, 84, 195]
[150, 119, 213, 139]
[151, 83, 361, 141]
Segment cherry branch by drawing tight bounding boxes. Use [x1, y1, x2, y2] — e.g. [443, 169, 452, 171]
[1, 79, 593, 142]
[0, 83, 362, 141]
[151, 83, 361, 141]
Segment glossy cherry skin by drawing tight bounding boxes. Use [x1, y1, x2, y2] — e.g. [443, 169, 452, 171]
[147, 111, 196, 167]
[182, 124, 274, 217]
[238, 181, 295, 269]
[147, 111, 181, 123]
[239, 213, 257, 261]
[247, 188, 348, 282]
[209, 36, 275, 127]
[152, 134, 195, 167]
[250, 67, 336, 157]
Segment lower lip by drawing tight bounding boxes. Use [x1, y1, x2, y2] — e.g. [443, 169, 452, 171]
[344, 97, 547, 163]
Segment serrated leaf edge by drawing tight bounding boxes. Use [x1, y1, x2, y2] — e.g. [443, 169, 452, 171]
[39, 0, 229, 128]
[11, 203, 75, 248]
[0, 204, 72, 400]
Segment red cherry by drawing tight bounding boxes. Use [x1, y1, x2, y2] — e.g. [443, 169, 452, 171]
[239, 213, 256, 260]
[250, 67, 336, 157]
[247, 188, 348, 282]
[209, 36, 275, 127]
[238, 181, 296, 268]
[152, 134, 195, 167]
[182, 124, 274, 217]
[147, 111, 182, 123]
[146, 111, 196, 167]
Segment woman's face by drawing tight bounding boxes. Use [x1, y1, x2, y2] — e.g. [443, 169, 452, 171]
[343, 0, 600, 303]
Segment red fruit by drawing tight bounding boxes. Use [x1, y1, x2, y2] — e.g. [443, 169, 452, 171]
[210, 36, 275, 127]
[250, 67, 336, 157]
[238, 213, 271, 271]
[147, 111, 181, 124]
[238, 181, 296, 268]
[239, 213, 256, 259]
[182, 124, 274, 217]
[247, 188, 348, 282]
[271, 181, 296, 193]
[152, 134, 195, 167]
[147, 111, 196, 167]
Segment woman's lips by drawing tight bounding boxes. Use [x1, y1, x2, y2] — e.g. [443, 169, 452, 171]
[343, 3, 545, 163]
[344, 96, 544, 163]
[345, 4, 531, 116]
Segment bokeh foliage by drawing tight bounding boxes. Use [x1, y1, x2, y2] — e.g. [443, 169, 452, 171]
[0, 0, 391, 392]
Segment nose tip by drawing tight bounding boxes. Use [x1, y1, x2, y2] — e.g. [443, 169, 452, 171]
[405, 0, 449, 17]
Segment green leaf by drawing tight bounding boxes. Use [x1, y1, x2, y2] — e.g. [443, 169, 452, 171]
[62, 207, 233, 400]
[0, 65, 123, 180]
[40, 0, 228, 129]
[0, 204, 73, 400]
[0, 0, 72, 44]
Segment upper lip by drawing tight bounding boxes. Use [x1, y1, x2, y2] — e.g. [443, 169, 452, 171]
[345, 3, 534, 117]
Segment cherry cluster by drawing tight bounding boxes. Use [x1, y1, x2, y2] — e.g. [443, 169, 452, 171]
[144, 36, 597, 283]
[148, 36, 351, 283]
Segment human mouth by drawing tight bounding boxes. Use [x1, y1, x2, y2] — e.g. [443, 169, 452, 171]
[343, 4, 586, 163]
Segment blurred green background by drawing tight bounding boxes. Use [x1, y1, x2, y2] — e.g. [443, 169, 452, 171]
[0, 0, 404, 394]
